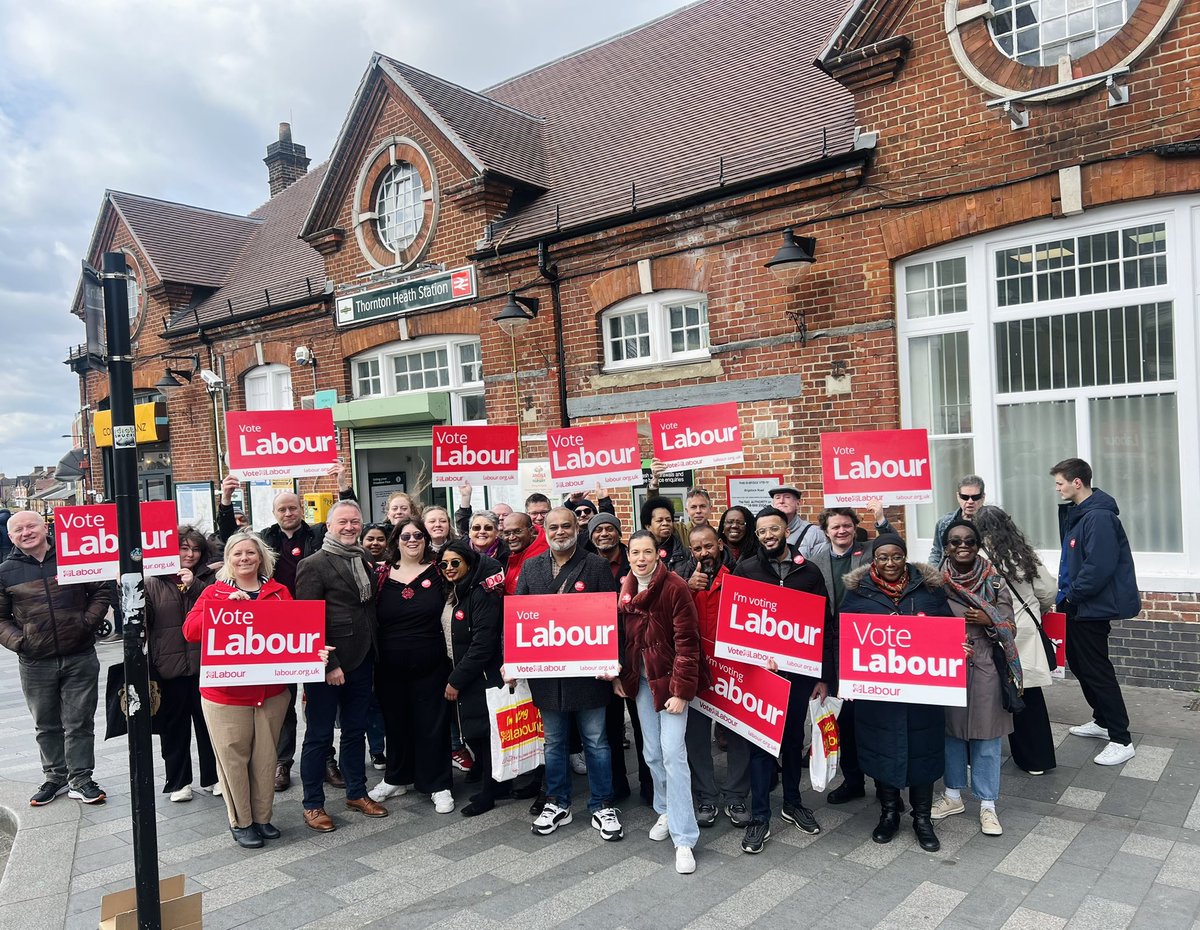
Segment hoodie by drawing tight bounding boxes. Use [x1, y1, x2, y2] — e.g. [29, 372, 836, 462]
[1057, 488, 1141, 620]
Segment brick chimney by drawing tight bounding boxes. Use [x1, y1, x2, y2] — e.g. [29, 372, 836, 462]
[263, 122, 310, 197]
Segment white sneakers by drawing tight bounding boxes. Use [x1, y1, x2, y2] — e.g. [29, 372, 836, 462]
[979, 808, 1003, 836]
[590, 807, 624, 841]
[432, 790, 455, 814]
[532, 802, 572, 835]
[569, 752, 588, 775]
[1069, 720, 1109, 739]
[649, 813, 671, 841]
[369, 781, 408, 802]
[675, 846, 696, 874]
[930, 795, 965, 820]
[169, 786, 193, 803]
[1094, 741, 1136, 766]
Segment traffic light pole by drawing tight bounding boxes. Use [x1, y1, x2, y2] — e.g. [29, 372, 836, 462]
[101, 250, 162, 930]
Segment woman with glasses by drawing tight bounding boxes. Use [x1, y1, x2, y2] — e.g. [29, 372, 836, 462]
[357, 523, 390, 770]
[144, 526, 219, 802]
[934, 519, 1020, 837]
[422, 506, 457, 557]
[466, 510, 510, 566]
[438, 540, 509, 816]
[368, 519, 455, 814]
[840, 534, 957, 852]
[717, 506, 755, 564]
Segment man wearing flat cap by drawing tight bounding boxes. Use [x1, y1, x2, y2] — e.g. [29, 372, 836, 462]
[768, 486, 830, 560]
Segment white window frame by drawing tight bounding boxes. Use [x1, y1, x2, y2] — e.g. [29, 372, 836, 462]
[601, 289, 710, 372]
[349, 336, 485, 425]
[243, 363, 293, 411]
[375, 162, 424, 254]
[895, 196, 1200, 590]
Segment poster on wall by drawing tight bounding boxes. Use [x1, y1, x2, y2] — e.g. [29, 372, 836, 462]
[819, 429, 933, 506]
[726, 474, 783, 512]
[175, 482, 215, 535]
[369, 472, 407, 523]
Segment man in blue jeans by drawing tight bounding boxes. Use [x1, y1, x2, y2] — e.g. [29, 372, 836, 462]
[513, 507, 624, 840]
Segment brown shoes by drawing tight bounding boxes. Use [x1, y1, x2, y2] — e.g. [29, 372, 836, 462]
[274, 763, 291, 793]
[346, 797, 389, 818]
[303, 808, 336, 832]
[325, 759, 346, 789]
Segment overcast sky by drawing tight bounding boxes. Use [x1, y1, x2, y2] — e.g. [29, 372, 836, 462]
[0, 0, 684, 478]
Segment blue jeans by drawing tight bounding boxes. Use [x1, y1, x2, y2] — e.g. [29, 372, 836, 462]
[635, 678, 699, 848]
[301, 658, 374, 809]
[541, 705, 612, 813]
[944, 735, 1001, 802]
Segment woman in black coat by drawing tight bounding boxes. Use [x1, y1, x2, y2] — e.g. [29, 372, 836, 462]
[839, 534, 956, 852]
[439, 541, 508, 816]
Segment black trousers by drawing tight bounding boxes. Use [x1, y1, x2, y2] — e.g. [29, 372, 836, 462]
[376, 643, 453, 793]
[1008, 686, 1056, 772]
[156, 674, 217, 792]
[464, 733, 512, 802]
[606, 693, 650, 801]
[778, 671, 817, 809]
[837, 698, 864, 788]
[1066, 617, 1131, 745]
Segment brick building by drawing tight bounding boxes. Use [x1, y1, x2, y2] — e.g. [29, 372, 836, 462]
[68, 0, 1199, 685]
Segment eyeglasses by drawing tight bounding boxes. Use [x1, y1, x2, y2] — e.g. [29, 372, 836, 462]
[396, 532, 424, 542]
[946, 536, 979, 548]
[958, 492, 984, 502]
[873, 554, 907, 564]
[439, 559, 464, 570]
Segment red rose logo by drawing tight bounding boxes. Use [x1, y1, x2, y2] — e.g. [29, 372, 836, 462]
[659, 549, 667, 559]
[794, 555, 805, 565]
[1069, 539, 1076, 548]
[421, 578, 432, 588]
[621, 593, 631, 603]
[455, 610, 464, 620]
[574, 581, 585, 591]
[292, 547, 301, 557]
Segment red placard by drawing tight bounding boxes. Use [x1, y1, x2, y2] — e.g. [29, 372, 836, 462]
[200, 599, 326, 686]
[838, 612, 967, 706]
[225, 409, 338, 480]
[432, 425, 520, 486]
[713, 574, 827, 677]
[1041, 611, 1067, 679]
[503, 593, 619, 678]
[55, 501, 182, 584]
[547, 423, 643, 493]
[650, 403, 744, 470]
[692, 653, 791, 755]
[820, 429, 933, 506]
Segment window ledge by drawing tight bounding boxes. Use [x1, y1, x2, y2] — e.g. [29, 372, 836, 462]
[587, 358, 723, 391]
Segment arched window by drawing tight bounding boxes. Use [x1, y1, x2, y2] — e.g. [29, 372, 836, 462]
[600, 289, 710, 371]
[243, 363, 293, 410]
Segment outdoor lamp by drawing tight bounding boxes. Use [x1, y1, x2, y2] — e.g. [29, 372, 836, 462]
[154, 367, 193, 395]
[495, 292, 540, 337]
[764, 228, 817, 285]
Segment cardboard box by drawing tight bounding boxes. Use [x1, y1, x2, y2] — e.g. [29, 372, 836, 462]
[99, 874, 202, 930]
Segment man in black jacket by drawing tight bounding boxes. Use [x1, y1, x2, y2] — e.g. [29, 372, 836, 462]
[731, 506, 835, 854]
[0, 511, 110, 806]
[513, 507, 624, 841]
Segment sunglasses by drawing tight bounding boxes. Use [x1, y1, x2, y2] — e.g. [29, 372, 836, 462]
[396, 532, 424, 542]
[946, 536, 979, 548]
[439, 559, 464, 570]
[958, 492, 984, 502]
[574, 508, 594, 517]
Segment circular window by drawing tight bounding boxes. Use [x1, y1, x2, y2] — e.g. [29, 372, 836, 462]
[989, 0, 1139, 66]
[375, 162, 425, 253]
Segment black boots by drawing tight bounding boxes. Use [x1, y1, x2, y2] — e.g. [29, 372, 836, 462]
[871, 783, 904, 844]
[909, 783, 941, 852]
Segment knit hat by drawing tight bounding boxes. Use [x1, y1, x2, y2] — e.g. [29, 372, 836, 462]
[872, 532, 907, 554]
[590, 513, 621, 536]
[940, 518, 977, 546]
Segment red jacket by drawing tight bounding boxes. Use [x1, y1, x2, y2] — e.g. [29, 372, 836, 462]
[617, 563, 709, 711]
[183, 579, 291, 706]
[505, 527, 550, 595]
[690, 563, 731, 651]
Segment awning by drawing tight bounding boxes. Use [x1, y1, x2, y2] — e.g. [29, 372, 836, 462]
[56, 448, 87, 481]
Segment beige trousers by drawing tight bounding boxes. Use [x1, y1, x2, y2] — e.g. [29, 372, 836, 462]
[201, 690, 290, 829]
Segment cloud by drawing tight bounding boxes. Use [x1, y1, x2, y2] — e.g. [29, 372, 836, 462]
[0, 0, 681, 476]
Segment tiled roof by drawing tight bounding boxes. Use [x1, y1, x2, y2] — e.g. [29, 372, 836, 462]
[167, 165, 328, 332]
[107, 192, 260, 288]
[380, 59, 547, 189]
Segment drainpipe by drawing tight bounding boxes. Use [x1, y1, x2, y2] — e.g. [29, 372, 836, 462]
[537, 240, 570, 427]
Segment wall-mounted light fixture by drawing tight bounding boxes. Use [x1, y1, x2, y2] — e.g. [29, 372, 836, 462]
[153, 354, 201, 395]
[495, 292, 540, 337]
[764, 228, 817, 286]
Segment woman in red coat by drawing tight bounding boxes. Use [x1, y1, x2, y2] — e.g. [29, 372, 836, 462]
[616, 530, 708, 875]
[183, 531, 292, 849]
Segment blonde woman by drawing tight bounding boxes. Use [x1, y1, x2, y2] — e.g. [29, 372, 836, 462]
[386, 492, 422, 526]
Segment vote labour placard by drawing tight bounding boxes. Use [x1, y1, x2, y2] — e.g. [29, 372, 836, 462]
[838, 612, 967, 707]
[55, 501, 182, 584]
[503, 593, 619, 678]
[713, 574, 826, 677]
[432, 425, 520, 486]
[200, 599, 326, 687]
[225, 409, 338, 479]
[1041, 611, 1067, 679]
[546, 423, 643, 493]
[692, 653, 791, 755]
[650, 402, 744, 470]
[820, 429, 933, 507]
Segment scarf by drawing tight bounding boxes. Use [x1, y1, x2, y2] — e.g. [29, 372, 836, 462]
[943, 557, 1022, 690]
[321, 534, 373, 604]
[869, 563, 910, 605]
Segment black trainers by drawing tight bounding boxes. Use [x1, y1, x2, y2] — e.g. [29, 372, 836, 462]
[68, 781, 107, 804]
[826, 781, 866, 804]
[696, 804, 718, 827]
[780, 803, 821, 834]
[30, 781, 67, 806]
[725, 802, 751, 828]
[741, 820, 771, 854]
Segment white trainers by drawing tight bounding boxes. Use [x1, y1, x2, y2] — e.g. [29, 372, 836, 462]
[675, 846, 696, 874]
[211, 782, 223, 797]
[432, 789, 455, 814]
[569, 752, 588, 775]
[979, 808, 1003, 836]
[532, 802, 572, 835]
[369, 781, 407, 802]
[590, 806, 624, 841]
[169, 786, 193, 803]
[1094, 741, 1136, 766]
[649, 813, 671, 841]
[1069, 720, 1109, 740]
[930, 794, 965, 820]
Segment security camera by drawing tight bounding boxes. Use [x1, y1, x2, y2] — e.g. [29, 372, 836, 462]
[294, 346, 314, 366]
[199, 369, 225, 389]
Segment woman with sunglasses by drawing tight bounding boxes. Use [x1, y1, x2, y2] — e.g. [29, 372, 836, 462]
[935, 519, 1020, 837]
[840, 534, 957, 852]
[368, 519, 455, 814]
[467, 510, 510, 565]
[717, 506, 755, 564]
[423, 506, 457, 557]
[438, 541, 509, 816]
